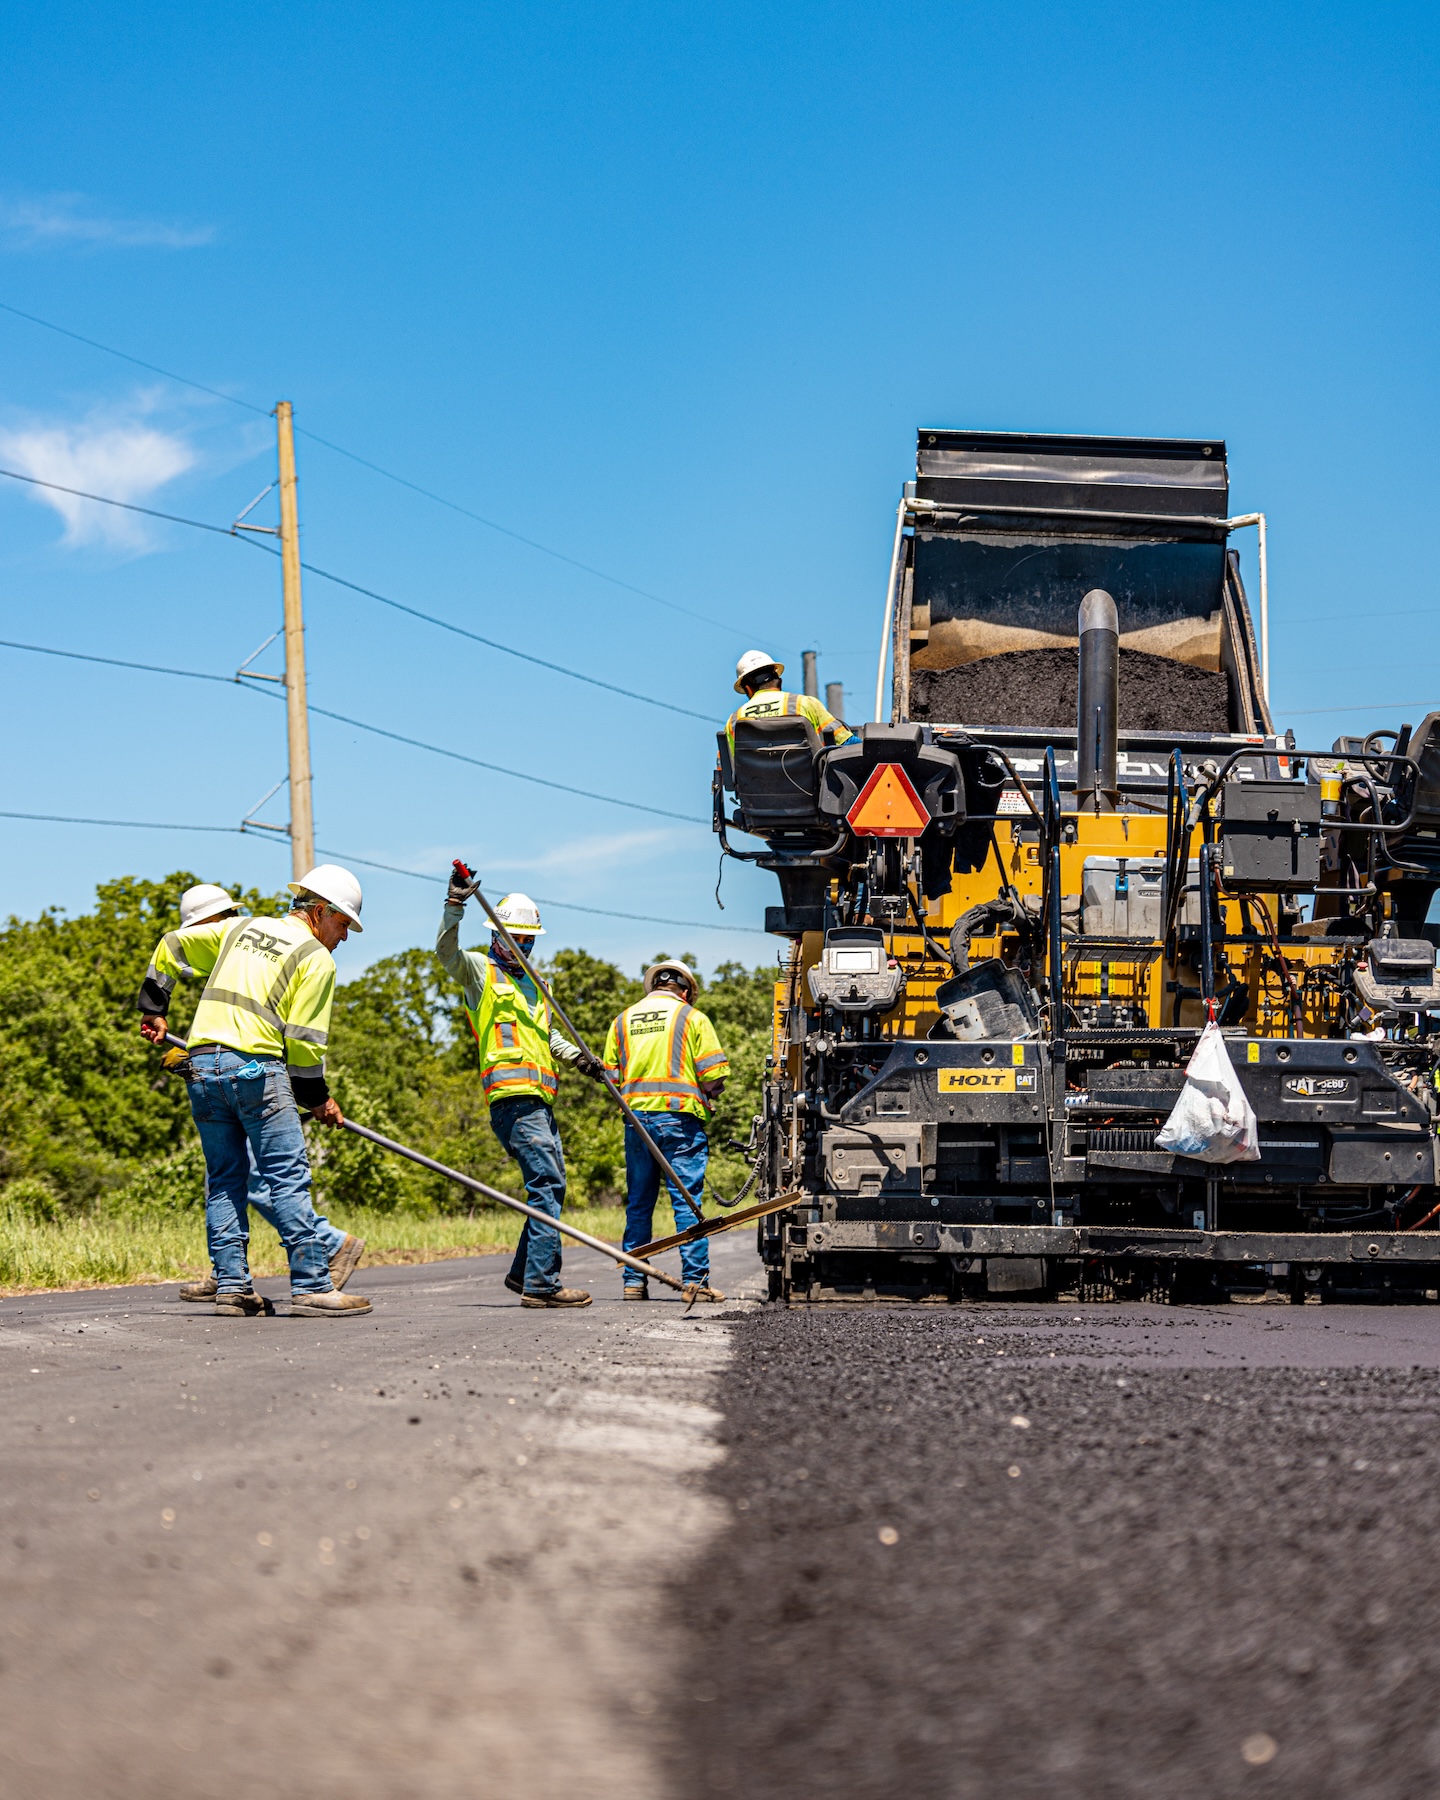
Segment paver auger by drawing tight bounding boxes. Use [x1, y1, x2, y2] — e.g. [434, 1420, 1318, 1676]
[717, 429, 1440, 1305]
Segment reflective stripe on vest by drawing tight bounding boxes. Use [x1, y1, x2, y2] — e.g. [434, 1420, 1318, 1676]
[464, 955, 557, 1104]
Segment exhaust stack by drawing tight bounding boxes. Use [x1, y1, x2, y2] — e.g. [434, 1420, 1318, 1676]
[1076, 588, 1119, 812]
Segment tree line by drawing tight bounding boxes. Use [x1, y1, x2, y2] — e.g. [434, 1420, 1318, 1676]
[0, 872, 776, 1221]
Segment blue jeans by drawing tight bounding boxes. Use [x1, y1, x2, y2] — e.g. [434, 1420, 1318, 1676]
[490, 1096, 566, 1297]
[185, 1049, 332, 1295]
[204, 1144, 346, 1271]
[622, 1112, 710, 1288]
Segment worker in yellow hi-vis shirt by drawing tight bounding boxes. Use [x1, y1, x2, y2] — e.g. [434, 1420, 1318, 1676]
[137, 865, 372, 1320]
[602, 961, 730, 1300]
[724, 648, 853, 759]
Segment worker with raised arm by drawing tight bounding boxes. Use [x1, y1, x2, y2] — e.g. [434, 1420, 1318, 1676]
[157, 883, 366, 1305]
[137, 865, 372, 1319]
[603, 961, 730, 1301]
[725, 649, 854, 759]
[437, 879, 603, 1309]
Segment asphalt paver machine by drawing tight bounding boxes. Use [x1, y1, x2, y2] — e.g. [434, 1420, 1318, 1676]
[717, 430, 1440, 1304]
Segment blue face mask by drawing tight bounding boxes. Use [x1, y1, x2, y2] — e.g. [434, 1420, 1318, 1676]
[494, 935, 536, 965]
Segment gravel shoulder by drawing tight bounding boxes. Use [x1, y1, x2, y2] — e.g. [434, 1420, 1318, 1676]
[670, 1301, 1440, 1799]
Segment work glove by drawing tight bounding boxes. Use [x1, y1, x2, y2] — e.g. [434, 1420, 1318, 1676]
[574, 1048, 606, 1081]
[447, 865, 474, 905]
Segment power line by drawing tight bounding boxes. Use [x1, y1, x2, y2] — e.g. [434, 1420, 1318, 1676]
[0, 635, 706, 823]
[0, 297, 749, 635]
[0, 461, 717, 722]
[0, 806, 761, 935]
[306, 702, 707, 823]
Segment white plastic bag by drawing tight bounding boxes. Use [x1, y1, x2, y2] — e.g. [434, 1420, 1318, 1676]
[1155, 1021, 1261, 1163]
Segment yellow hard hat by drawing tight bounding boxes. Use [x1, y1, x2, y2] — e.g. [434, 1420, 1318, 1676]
[734, 649, 784, 694]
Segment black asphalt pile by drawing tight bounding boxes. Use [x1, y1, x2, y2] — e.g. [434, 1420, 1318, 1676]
[667, 1308, 1440, 1799]
[911, 647, 1232, 732]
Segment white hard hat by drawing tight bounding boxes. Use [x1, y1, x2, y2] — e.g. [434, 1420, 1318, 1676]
[179, 883, 238, 929]
[734, 649, 784, 694]
[288, 863, 364, 931]
[644, 959, 698, 998]
[493, 892, 545, 937]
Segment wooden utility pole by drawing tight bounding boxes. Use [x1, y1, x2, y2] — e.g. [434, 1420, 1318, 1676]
[275, 402, 314, 880]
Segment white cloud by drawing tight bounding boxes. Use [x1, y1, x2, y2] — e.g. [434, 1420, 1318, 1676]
[0, 193, 214, 251]
[0, 412, 196, 548]
[481, 831, 680, 877]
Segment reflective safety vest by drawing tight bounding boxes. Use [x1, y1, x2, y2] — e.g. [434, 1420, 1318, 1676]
[724, 687, 852, 759]
[465, 954, 559, 1105]
[602, 991, 730, 1119]
[151, 914, 335, 1072]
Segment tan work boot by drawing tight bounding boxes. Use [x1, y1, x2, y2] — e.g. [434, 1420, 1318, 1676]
[622, 1284, 650, 1301]
[180, 1274, 218, 1303]
[328, 1234, 366, 1290]
[291, 1289, 373, 1317]
[520, 1287, 592, 1309]
[687, 1283, 725, 1303]
[214, 1289, 269, 1317]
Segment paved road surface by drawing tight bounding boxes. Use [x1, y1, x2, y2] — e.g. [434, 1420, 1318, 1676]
[674, 1299, 1440, 1800]
[0, 1230, 761, 1800]
[8, 1249, 1440, 1799]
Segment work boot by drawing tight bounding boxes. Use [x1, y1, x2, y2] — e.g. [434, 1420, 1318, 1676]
[180, 1274, 218, 1303]
[520, 1287, 592, 1309]
[291, 1289, 373, 1317]
[328, 1234, 366, 1290]
[622, 1284, 650, 1301]
[214, 1289, 268, 1317]
[687, 1283, 725, 1304]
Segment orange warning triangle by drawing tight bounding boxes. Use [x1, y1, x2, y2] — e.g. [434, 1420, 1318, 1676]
[846, 762, 931, 837]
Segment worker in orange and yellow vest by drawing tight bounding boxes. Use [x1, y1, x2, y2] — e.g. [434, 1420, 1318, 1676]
[602, 961, 730, 1300]
[724, 649, 854, 760]
[437, 882, 603, 1308]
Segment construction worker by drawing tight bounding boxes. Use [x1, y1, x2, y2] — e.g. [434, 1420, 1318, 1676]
[725, 649, 854, 758]
[152, 885, 365, 1304]
[438, 880, 602, 1308]
[137, 866, 372, 1318]
[603, 961, 729, 1300]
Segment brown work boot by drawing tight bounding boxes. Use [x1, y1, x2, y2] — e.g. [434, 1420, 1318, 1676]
[622, 1283, 650, 1301]
[180, 1274, 218, 1303]
[328, 1234, 366, 1290]
[520, 1287, 592, 1309]
[687, 1283, 725, 1304]
[214, 1289, 268, 1317]
[291, 1289, 373, 1317]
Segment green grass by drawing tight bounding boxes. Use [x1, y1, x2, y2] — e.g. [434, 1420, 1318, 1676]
[0, 1203, 638, 1296]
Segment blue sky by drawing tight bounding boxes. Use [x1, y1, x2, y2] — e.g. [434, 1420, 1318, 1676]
[1, 0, 1436, 978]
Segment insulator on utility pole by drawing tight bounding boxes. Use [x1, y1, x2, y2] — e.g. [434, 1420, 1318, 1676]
[802, 650, 818, 698]
[826, 681, 845, 718]
[275, 402, 315, 880]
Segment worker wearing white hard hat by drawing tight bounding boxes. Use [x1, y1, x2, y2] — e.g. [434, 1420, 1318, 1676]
[725, 649, 853, 758]
[437, 875, 602, 1308]
[603, 961, 730, 1301]
[154, 884, 365, 1305]
[137, 865, 372, 1318]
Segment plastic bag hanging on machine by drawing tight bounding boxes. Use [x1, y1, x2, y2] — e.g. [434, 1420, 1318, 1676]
[1155, 1020, 1261, 1164]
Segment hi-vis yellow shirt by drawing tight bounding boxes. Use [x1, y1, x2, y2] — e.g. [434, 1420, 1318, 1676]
[602, 991, 730, 1119]
[146, 914, 335, 1071]
[724, 686, 853, 758]
[435, 906, 583, 1106]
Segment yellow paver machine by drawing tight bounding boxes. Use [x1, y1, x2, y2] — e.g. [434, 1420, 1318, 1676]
[716, 431, 1440, 1304]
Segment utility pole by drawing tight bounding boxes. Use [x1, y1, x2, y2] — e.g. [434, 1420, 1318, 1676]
[275, 402, 314, 879]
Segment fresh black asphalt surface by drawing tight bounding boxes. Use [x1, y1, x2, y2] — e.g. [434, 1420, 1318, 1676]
[7, 1241, 1440, 1798]
[673, 1299, 1440, 1800]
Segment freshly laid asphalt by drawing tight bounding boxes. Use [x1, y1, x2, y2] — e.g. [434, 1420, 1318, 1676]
[671, 1299, 1440, 1800]
[8, 1243, 1440, 1799]
[0, 1230, 760, 1800]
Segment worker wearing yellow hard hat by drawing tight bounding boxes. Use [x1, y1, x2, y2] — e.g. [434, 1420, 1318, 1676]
[437, 880, 602, 1308]
[136, 865, 372, 1319]
[602, 960, 730, 1300]
[724, 649, 854, 759]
